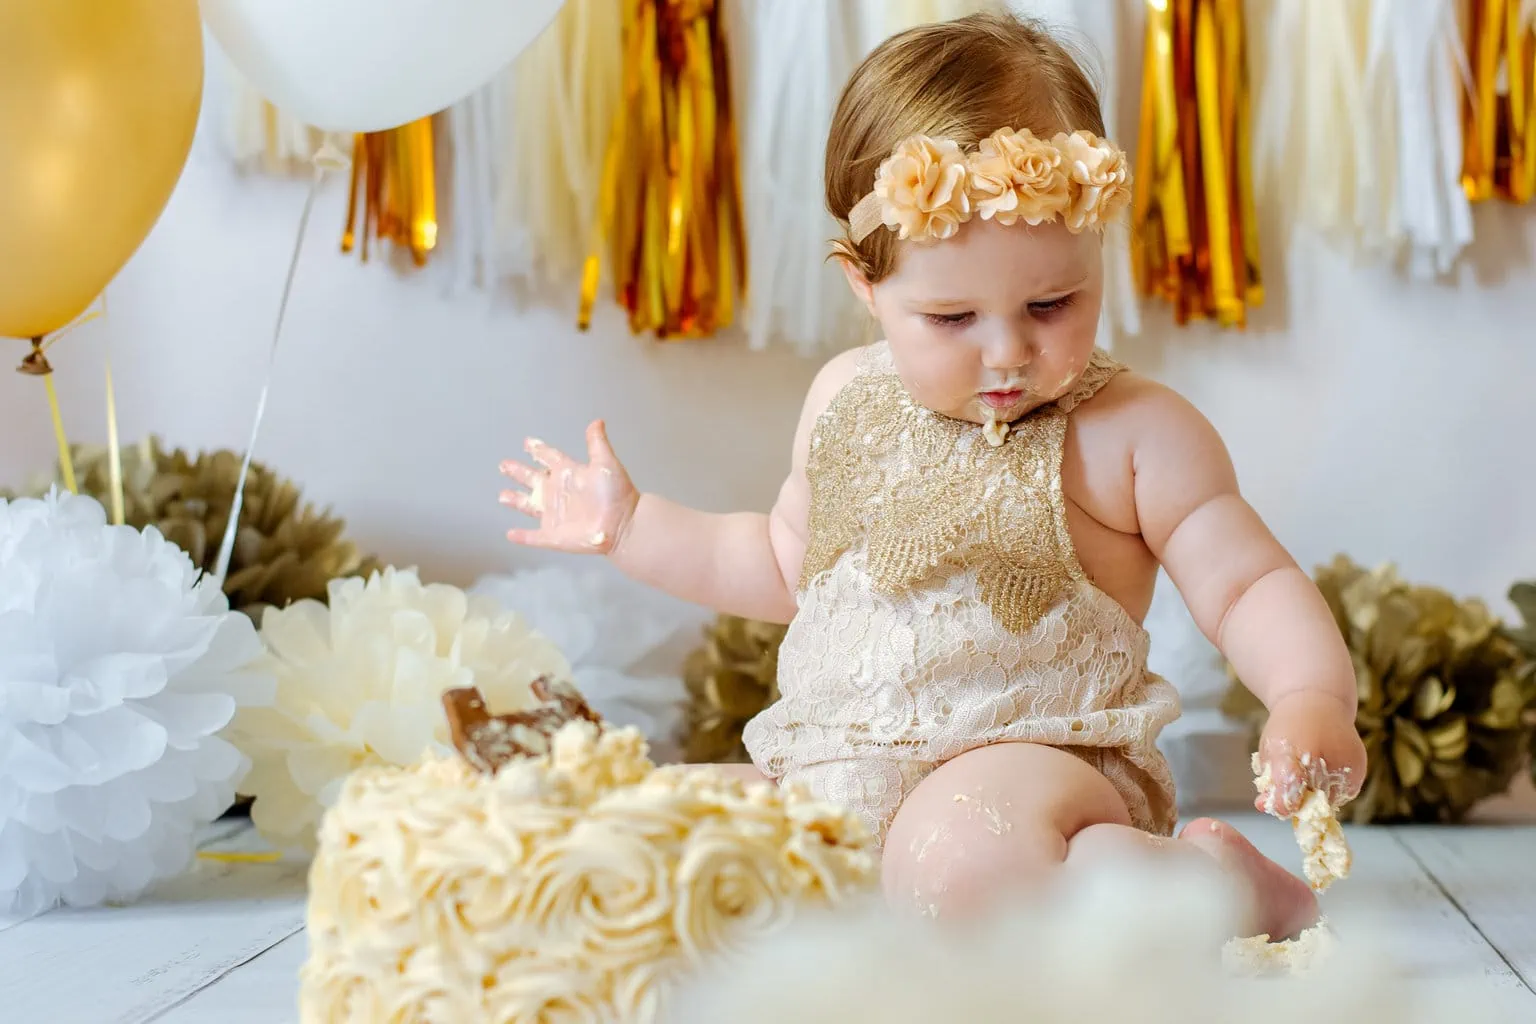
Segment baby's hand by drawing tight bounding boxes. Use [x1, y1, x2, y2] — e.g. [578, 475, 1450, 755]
[1254, 690, 1366, 817]
[499, 420, 638, 555]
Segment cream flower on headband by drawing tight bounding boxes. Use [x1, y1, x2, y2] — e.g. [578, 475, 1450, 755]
[846, 129, 1131, 244]
[966, 128, 1070, 226]
[1055, 130, 1131, 232]
[873, 135, 972, 241]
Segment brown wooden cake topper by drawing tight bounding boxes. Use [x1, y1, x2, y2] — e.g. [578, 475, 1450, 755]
[441, 677, 602, 773]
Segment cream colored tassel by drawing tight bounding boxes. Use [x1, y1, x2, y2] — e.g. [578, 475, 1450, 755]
[496, 0, 623, 297]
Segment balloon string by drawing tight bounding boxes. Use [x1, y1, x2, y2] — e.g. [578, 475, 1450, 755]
[42, 371, 77, 495]
[101, 291, 124, 525]
[197, 850, 282, 864]
[17, 305, 105, 499]
[213, 143, 348, 583]
[104, 354, 124, 525]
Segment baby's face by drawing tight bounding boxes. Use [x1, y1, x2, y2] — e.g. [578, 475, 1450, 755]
[854, 218, 1104, 426]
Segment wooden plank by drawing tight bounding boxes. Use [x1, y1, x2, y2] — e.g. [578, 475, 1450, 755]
[1394, 825, 1536, 994]
[1217, 814, 1533, 992]
[0, 825, 307, 1024]
[153, 930, 307, 1024]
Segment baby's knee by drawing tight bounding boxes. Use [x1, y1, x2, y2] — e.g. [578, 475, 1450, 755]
[883, 815, 1067, 920]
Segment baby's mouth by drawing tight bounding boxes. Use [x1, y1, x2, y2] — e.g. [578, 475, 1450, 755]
[979, 389, 1025, 410]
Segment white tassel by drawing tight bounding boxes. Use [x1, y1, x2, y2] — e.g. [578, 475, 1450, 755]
[736, 0, 868, 354]
[1364, 0, 1473, 279]
[443, 82, 504, 294]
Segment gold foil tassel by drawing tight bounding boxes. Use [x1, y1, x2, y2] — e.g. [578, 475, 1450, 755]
[579, 0, 744, 340]
[341, 116, 439, 266]
[1132, 0, 1259, 328]
[1463, 0, 1536, 203]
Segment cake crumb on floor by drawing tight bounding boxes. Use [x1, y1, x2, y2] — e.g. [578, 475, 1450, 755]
[1223, 921, 1337, 976]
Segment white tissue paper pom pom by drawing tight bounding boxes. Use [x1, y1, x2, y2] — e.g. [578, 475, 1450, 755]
[231, 566, 573, 852]
[661, 853, 1461, 1024]
[0, 491, 272, 921]
[471, 560, 709, 763]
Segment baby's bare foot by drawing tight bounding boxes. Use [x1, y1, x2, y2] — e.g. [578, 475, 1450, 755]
[1179, 817, 1318, 940]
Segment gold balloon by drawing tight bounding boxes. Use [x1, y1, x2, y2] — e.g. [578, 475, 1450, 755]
[0, 0, 203, 340]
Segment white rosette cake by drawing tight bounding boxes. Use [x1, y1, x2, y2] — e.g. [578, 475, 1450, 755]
[299, 685, 877, 1023]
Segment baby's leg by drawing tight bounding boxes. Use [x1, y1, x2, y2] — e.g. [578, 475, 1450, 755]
[883, 741, 1317, 939]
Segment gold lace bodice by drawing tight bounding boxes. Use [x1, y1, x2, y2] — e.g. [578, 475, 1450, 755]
[798, 343, 1123, 632]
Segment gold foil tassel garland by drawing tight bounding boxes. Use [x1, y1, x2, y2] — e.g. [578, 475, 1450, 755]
[579, 0, 745, 340]
[342, 117, 439, 266]
[1463, 0, 1536, 204]
[1132, 0, 1259, 328]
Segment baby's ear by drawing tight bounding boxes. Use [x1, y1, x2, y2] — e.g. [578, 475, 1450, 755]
[836, 255, 877, 315]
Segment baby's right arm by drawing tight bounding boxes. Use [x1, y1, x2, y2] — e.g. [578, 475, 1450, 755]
[498, 348, 862, 624]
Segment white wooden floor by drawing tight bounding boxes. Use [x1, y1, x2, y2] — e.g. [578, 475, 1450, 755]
[2, 807, 1533, 1023]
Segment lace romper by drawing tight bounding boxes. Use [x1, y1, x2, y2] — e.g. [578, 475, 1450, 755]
[742, 343, 1180, 846]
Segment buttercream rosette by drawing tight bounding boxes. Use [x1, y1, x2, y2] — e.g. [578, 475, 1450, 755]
[299, 722, 877, 1023]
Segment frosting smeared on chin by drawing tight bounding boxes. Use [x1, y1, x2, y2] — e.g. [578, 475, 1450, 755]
[983, 407, 1010, 446]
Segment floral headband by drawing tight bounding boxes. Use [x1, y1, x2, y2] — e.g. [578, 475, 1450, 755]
[846, 127, 1132, 244]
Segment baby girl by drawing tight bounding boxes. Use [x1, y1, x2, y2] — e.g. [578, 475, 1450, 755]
[500, 13, 1365, 940]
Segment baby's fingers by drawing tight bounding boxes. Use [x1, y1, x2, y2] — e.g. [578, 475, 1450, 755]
[499, 488, 540, 518]
[1253, 750, 1305, 817]
[498, 460, 540, 488]
[525, 437, 572, 472]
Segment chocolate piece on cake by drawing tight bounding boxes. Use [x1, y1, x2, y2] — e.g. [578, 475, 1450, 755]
[442, 678, 602, 773]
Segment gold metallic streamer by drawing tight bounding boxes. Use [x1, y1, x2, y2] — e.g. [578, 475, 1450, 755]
[580, 0, 744, 340]
[1132, 0, 1258, 328]
[1463, 0, 1536, 204]
[341, 116, 439, 266]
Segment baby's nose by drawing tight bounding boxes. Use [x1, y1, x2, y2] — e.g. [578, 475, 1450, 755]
[981, 327, 1033, 369]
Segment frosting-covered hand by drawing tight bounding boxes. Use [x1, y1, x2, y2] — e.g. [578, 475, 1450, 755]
[1253, 690, 1366, 817]
[500, 420, 638, 555]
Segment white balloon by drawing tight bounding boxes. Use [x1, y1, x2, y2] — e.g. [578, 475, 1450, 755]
[202, 0, 566, 133]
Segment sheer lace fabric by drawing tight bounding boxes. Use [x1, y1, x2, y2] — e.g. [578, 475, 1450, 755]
[743, 344, 1180, 845]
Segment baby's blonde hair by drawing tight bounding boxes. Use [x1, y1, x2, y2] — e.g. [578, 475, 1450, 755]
[827, 13, 1106, 283]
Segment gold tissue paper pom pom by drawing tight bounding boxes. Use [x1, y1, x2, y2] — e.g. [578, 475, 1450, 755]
[1504, 580, 1536, 788]
[680, 614, 787, 764]
[1223, 557, 1536, 824]
[15, 437, 381, 621]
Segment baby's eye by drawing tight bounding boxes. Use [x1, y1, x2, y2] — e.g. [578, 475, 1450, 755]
[1027, 293, 1077, 317]
[923, 311, 975, 328]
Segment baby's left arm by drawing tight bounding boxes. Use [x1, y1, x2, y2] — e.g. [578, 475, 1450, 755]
[1126, 383, 1365, 815]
